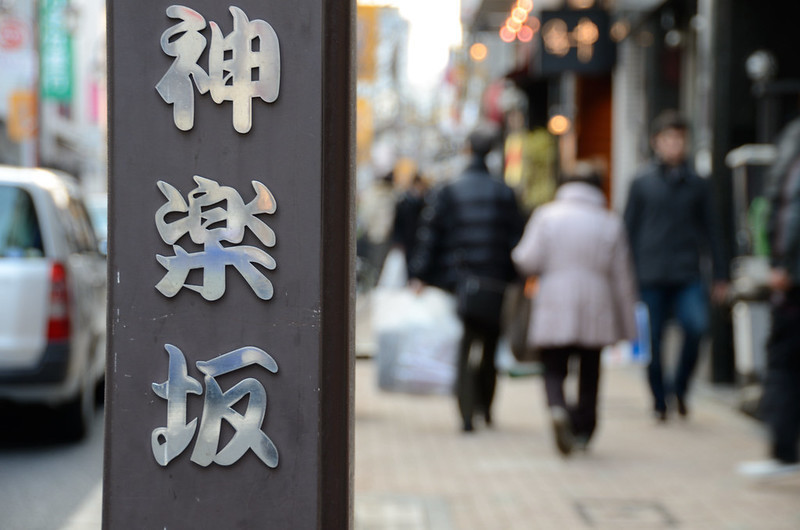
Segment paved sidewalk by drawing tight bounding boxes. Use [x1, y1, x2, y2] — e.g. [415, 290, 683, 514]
[354, 358, 800, 529]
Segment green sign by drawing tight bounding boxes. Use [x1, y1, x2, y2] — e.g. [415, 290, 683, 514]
[40, 0, 73, 101]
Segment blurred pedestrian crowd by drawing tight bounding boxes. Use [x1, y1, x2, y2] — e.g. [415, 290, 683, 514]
[356, 110, 800, 480]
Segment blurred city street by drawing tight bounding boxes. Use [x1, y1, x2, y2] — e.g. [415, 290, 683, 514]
[0, 402, 104, 530]
[5, 0, 800, 526]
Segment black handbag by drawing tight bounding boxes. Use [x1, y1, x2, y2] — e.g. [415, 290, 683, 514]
[505, 282, 540, 363]
[456, 275, 507, 329]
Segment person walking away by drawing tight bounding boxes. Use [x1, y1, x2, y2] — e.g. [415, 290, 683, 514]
[391, 172, 428, 270]
[512, 166, 638, 456]
[738, 116, 800, 479]
[409, 125, 523, 433]
[358, 171, 396, 286]
[623, 110, 729, 422]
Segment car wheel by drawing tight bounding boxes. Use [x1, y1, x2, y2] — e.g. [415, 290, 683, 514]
[63, 377, 95, 441]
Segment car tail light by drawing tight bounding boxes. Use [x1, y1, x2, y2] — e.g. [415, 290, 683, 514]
[47, 262, 70, 341]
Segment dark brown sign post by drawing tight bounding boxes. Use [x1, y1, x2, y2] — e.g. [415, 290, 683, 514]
[104, 1, 353, 527]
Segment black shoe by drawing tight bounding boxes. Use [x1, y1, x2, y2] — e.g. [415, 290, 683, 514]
[551, 407, 574, 456]
[484, 410, 492, 426]
[462, 420, 474, 433]
[654, 409, 667, 423]
[676, 397, 688, 418]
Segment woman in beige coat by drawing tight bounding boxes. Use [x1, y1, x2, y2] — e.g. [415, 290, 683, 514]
[512, 170, 638, 456]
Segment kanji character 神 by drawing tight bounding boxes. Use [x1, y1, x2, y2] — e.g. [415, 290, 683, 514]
[156, 5, 280, 133]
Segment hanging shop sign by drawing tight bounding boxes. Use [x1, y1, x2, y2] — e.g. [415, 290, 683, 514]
[40, 0, 73, 101]
[537, 9, 615, 75]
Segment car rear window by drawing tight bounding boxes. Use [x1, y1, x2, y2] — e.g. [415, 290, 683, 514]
[0, 185, 44, 258]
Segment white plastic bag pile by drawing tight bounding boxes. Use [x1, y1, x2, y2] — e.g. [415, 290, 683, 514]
[371, 286, 462, 395]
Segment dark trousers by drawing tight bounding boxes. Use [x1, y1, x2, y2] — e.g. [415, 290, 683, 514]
[640, 281, 709, 412]
[540, 347, 602, 440]
[456, 319, 499, 428]
[761, 291, 800, 463]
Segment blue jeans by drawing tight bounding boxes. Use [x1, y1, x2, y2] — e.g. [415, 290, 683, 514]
[640, 281, 709, 412]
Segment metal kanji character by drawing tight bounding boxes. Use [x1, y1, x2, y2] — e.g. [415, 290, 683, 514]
[154, 176, 277, 301]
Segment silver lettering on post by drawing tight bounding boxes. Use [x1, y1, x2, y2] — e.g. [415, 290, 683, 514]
[156, 5, 280, 133]
[155, 176, 277, 301]
[151, 344, 279, 468]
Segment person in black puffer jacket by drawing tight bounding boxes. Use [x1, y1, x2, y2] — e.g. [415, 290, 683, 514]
[409, 125, 524, 432]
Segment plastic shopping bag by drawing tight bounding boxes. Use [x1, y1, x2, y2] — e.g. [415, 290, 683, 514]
[372, 286, 462, 395]
[377, 247, 407, 289]
[603, 302, 651, 366]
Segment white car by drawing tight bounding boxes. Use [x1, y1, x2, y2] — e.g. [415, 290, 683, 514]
[85, 193, 108, 255]
[0, 166, 106, 439]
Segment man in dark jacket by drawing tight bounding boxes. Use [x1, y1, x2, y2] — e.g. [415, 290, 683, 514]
[409, 125, 523, 432]
[391, 172, 428, 270]
[624, 110, 729, 422]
